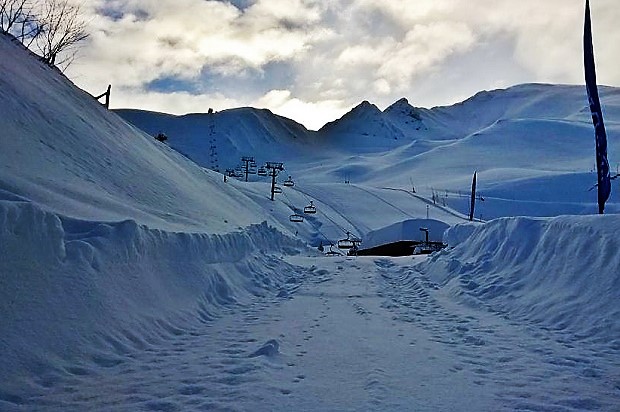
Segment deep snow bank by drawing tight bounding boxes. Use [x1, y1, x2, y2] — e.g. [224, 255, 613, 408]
[0, 198, 306, 390]
[419, 215, 620, 344]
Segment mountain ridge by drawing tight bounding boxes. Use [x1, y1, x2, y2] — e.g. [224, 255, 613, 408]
[116, 82, 620, 174]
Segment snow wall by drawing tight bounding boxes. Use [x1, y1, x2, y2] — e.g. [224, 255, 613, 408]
[418, 215, 620, 345]
[0, 198, 306, 391]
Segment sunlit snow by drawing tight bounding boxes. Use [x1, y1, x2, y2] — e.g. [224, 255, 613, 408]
[1, 33, 619, 411]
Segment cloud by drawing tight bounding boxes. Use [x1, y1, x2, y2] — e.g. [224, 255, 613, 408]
[110, 87, 239, 116]
[65, 0, 620, 129]
[255, 89, 348, 130]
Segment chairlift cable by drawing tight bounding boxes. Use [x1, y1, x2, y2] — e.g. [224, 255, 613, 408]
[292, 184, 358, 238]
[281, 180, 360, 247]
[281, 190, 305, 223]
[281, 185, 336, 247]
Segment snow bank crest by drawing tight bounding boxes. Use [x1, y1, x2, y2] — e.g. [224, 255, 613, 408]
[419, 215, 620, 343]
[0, 199, 306, 386]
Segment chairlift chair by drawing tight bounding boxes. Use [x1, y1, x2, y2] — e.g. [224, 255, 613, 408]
[337, 232, 355, 249]
[273, 186, 283, 194]
[257, 167, 267, 176]
[289, 213, 304, 223]
[325, 244, 343, 256]
[303, 201, 317, 214]
[283, 176, 295, 187]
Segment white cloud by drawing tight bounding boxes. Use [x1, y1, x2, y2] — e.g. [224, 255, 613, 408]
[65, 0, 620, 129]
[111, 88, 239, 115]
[255, 89, 348, 130]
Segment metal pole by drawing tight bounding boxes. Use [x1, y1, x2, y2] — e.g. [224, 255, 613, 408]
[270, 170, 276, 201]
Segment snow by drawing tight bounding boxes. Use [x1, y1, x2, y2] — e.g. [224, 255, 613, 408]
[362, 218, 451, 250]
[1, 32, 620, 411]
[423, 215, 620, 342]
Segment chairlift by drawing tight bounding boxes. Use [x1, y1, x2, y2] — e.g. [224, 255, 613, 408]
[257, 167, 267, 176]
[273, 186, 282, 194]
[325, 244, 343, 256]
[338, 231, 361, 250]
[289, 213, 304, 223]
[303, 201, 317, 214]
[283, 176, 295, 187]
[347, 242, 359, 256]
[337, 232, 355, 249]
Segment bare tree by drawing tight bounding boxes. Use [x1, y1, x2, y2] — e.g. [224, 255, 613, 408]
[1, 0, 41, 44]
[35, 0, 88, 68]
[0, 0, 27, 33]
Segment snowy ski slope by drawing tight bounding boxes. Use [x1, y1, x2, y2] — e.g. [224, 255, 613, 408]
[1, 32, 619, 411]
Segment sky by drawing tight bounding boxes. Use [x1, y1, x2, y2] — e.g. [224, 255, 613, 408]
[66, 0, 620, 130]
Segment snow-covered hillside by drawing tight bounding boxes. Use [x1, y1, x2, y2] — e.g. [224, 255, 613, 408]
[0, 32, 304, 401]
[0, 36, 283, 233]
[2, 31, 620, 411]
[116, 107, 318, 172]
[118, 82, 620, 219]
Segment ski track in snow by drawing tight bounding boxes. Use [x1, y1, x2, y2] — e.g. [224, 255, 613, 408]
[5, 255, 618, 411]
[375, 258, 619, 412]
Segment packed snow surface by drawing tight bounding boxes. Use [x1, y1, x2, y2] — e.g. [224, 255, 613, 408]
[1, 33, 619, 411]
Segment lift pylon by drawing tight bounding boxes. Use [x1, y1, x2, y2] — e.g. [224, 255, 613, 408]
[265, 162, 284, 200]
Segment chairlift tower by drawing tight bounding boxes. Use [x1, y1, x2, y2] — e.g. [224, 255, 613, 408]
[241, 156, 255, 182]
[265, 162, 284, 200]
[208, 118, 220, 172]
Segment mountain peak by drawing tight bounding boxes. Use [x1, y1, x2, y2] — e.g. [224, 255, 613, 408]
[384, 97, 423, 122]
[351, 100, 381, 114]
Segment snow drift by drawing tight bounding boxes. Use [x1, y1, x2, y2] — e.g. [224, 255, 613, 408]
[0, 197, 305, 393]
[419, 215, 620, 344]
[0, 33, 307, 395]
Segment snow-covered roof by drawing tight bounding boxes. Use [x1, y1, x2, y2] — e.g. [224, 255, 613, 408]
[362, 218, 450, 250]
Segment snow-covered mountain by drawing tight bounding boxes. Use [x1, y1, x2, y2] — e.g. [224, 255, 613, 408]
[116, 106, 317, 171]
[2, 31, 620, 411]
[118, 82, 620, 218]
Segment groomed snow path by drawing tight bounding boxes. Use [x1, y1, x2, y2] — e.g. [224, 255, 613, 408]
[5, 255, 618, 412]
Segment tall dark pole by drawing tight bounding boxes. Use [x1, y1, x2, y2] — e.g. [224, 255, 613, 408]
[469, 171, 477, 221]
[270, 170, 277, 200]
[265, 162, 284, 201]
[584, 0, 611, 214]
[241, 156, 255, 182]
